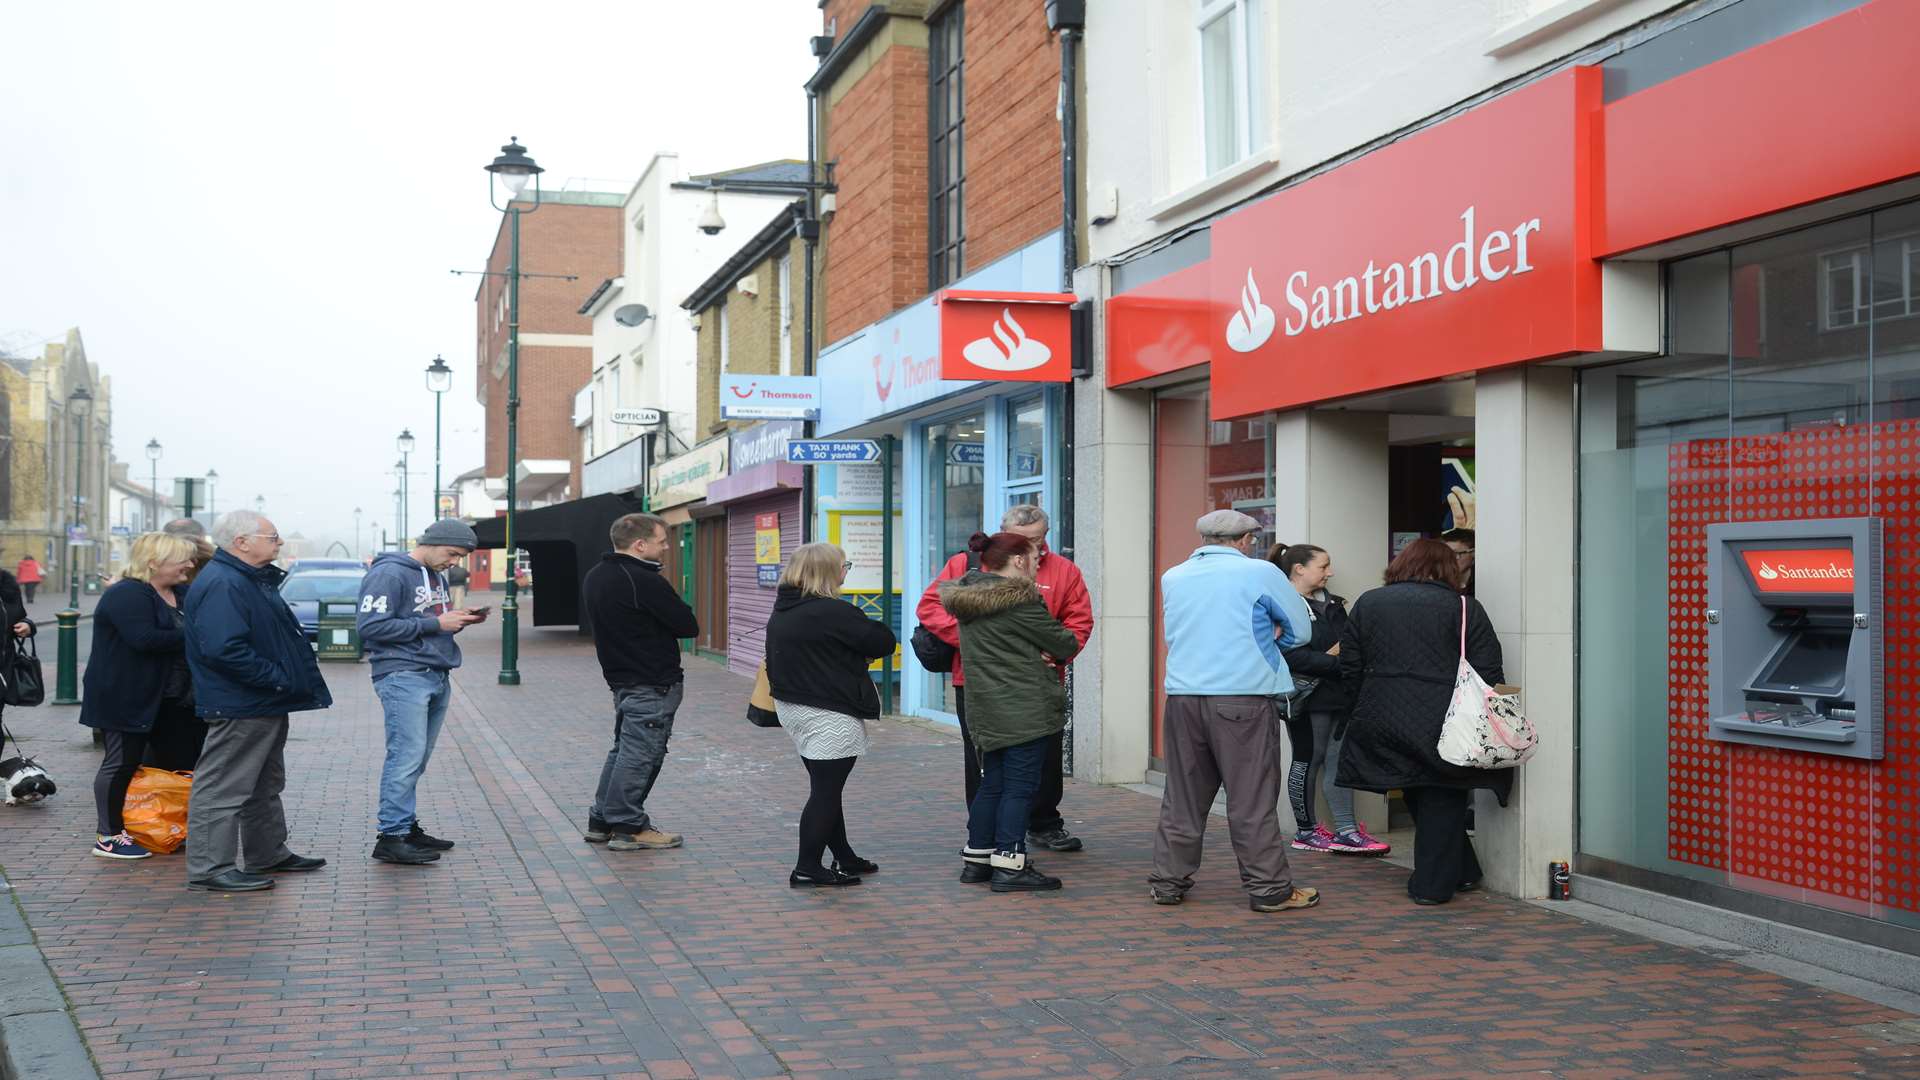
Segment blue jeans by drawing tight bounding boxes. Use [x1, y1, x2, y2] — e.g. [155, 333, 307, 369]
[591, 683, 682, 831]
[374, 668, 452, 836]
[967, 737, 1047, 855]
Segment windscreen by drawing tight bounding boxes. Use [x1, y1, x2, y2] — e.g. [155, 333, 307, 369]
[281, 575, 363, 602]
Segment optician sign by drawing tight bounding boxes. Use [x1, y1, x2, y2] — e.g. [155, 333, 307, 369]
[610, 407, 664, 426]
[720, 373, 822, 420]
[937, 290, 1076, 383]
[1204, 67, 1603, 418]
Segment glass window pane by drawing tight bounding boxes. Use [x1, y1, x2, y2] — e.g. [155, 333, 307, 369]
[1200, 13, 1238, 175]
[1872, 203, 1920, 418]
[920, 412, 986, 714]
[1731, 215, 1871, 439]
[1009, 396, 1045, 480]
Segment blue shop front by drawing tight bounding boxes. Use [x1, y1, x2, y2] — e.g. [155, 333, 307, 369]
[814, 231, 1068, 722]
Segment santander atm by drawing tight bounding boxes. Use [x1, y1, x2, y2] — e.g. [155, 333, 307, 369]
[1705, 518, 1883, 760]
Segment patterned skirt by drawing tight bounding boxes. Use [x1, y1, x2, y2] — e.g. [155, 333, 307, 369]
[773, 701, 870, 761]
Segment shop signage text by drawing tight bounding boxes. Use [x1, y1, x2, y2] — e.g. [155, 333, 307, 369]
[1202, 67, 1602, 418]
[788, 439, 881, 464]
[1742, 548, 1856, 594]
[730, 420, 804, 472]
[938, 291, 1075, 382]
[610, 407, 663, 426]
[720, 373, 822, 420]
[647, 438, 728, 509]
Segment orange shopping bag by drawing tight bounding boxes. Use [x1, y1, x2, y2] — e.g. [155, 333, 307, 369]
[122, 767, 191, 854]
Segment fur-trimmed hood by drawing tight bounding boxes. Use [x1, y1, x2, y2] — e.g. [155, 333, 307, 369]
[939, 570, 1040, 622]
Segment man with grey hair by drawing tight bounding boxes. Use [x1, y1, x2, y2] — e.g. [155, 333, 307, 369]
[180, 511, 333, 892]
[1151, 508, 1320, 913]
[916, 503, 1093, 851]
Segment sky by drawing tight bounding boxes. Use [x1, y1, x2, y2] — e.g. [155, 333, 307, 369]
[0, 1, 819, 555]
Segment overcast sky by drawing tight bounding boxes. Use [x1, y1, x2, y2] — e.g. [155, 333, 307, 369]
[1, 1, 818, 553]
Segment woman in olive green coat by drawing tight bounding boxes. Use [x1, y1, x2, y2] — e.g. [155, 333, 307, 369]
[940, 531, 1083, 892]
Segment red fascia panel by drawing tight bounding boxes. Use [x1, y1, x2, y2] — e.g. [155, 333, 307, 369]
[1105, 261, 1214, 388]
[1601, 0, 1920, 256]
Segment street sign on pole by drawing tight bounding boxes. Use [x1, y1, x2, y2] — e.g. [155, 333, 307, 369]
[787, 439, 881, 464]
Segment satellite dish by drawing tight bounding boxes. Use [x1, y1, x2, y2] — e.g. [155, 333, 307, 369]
[613, 303, 652, 328]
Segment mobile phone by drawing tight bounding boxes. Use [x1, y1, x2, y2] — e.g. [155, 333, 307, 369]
[467, 605, 492, 616]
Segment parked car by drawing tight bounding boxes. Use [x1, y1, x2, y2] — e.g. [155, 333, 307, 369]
[280, 570, 365, 643]
[287, 558, 366, 574]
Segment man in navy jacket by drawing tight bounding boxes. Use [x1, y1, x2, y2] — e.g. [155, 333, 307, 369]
[181, 511, 333, 893]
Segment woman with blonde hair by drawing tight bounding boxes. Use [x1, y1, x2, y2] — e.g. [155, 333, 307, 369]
[79, 532, 201, 859]
[764, 543, 897, 887]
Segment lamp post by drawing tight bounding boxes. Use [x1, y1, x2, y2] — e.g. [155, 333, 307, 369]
[354, 507, 363, 559]
[391, 487, 402, 549]
[206, 469, 219, 519]
[54, 386, 93, 706]
[486, 136, 544, 686]
[426, 355, 451, 522]
[254, 494, 265, 515]
[144, 438, 162, 529]
[397, 429, 415, 539]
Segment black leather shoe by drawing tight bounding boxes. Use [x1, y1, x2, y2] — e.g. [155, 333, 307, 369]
[959, 863, 993, 884]
[407, 820, 456, 851]
[833, 857, 878, 876]
[372, 834, 440, 865]
[789, 867, 861, 888]
[1457, 880, 1481, 893]
[990, 864, 1062, 893]
[1411, 895, 1448, 906]
[257, 853, 327, 873]
[187, 870, 274, 893]
[1028, 828, 1084, 852]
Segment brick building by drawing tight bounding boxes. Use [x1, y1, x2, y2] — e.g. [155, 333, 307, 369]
[473, 190, 624, 508]
[0, 329, 113, 591]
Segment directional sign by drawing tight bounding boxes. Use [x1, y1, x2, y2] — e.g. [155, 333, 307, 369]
[788, 439, 881, 464]
[609, 407, 663, 426]
[947, 442, 986, 466]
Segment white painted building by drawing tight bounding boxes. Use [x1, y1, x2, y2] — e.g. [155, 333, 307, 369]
[578, 155, 802, 496]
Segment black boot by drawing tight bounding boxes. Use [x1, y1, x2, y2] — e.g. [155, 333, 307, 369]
[989, 851, 1060, 893]
[407, 819, 456, 851]
[959, 845, 993, 884]
[372, 834, 440, 865]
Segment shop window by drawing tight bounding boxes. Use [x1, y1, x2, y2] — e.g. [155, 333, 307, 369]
[1578, 201, 1920, 935]
[929, 2, 965, 289]
[921, 410, 986, 715]
[1197, 0, 1263, 176]
[1008, 395, 1045, 483]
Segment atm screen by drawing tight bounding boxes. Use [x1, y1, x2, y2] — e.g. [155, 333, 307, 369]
[1751, 630, 1850, 694]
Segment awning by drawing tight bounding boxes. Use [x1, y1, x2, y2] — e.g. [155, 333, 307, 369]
[473, 491, 644, 630]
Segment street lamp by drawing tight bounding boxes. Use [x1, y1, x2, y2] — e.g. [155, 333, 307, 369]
[426, 355, 451, 523]
[354, 506, 363, 559]
[144, 438, 162, 529]
[54, 385, 94, 706]
[486, 136, 545, 686]
[391, 486, 402, 548]
[397, 429, 415, 541]
[206, 468, 218, 518]
[254, 494, 265, 514]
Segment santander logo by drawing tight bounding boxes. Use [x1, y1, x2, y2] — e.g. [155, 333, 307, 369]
[962, 308, 1052, 372]
[1224, 269, 1276, 352]
[1742, 548, 1855, 593]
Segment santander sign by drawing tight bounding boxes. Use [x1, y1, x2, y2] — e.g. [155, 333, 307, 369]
[1742, 548, 1856, 594]
[1203, 67, 1602, 418]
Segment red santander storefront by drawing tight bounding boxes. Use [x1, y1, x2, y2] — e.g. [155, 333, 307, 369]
[1104, 0, 1920, 951]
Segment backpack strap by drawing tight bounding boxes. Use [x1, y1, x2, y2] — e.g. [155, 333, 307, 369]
[1458, 595, 1469, 660]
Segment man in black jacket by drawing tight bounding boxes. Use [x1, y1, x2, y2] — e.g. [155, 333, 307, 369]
[582, 512, 698, 851]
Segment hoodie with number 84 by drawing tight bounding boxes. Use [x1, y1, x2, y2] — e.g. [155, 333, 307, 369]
[356, 552, 463, 678]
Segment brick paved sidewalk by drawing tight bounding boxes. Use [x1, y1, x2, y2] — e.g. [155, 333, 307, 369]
[0, 620, 1915, 1078]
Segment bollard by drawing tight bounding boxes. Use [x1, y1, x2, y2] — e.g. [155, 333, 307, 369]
[53, 609, 80, 705]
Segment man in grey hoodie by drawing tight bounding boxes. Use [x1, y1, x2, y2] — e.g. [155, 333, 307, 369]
[357, 520, 486, 865]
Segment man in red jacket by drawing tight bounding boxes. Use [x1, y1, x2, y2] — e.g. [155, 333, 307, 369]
[916, 504, 1094, 851]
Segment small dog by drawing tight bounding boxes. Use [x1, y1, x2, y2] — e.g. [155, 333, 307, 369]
[0, 757, 55, 805]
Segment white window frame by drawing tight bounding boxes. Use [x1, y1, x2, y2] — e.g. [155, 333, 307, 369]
[1821, 234, 1920, 331]
[1196, 0, 1262, 177]
[719, 302, 731, 373]
[777, 255, 794, 376]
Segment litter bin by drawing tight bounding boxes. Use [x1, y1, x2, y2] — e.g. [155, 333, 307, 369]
[315, 599, 363, 662]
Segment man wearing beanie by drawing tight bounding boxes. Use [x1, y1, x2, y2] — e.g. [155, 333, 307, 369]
[356, 519, 486, 865]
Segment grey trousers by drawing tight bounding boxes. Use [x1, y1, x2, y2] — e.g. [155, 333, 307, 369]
[1150, 695, 1294, 900]
[186, 715, 294, 880]
[590, 683, 682, 831]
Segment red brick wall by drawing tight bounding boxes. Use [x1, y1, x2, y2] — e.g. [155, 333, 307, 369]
[821, 0, 872, 37]
[474, 199, 621, 491]
[825, 45, 929, 342]
[821, 4, 1061, 344]
[961, 0, 1061, 271]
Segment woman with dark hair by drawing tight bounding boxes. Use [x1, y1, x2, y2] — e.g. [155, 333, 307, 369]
[1270, 544, 1388, 856]
[941, 531, 1083, 892]
[0, 564, 35, 747]
[765, 542, 898, 888]
[1336, 538, 1505, 904]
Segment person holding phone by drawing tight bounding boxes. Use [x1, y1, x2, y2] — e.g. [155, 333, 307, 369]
[356, 519, 485, 866]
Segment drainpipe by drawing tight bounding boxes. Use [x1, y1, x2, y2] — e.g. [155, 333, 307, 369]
[1050, 3, 1085, 775]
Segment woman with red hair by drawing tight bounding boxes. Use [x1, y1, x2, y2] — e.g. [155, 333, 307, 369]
[940, 531, 1083, 892]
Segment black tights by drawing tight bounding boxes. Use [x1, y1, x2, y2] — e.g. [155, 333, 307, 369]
[1282, 706, 1320, 831]
[94, 730, 152, 836]
[797, 756, 859, 874]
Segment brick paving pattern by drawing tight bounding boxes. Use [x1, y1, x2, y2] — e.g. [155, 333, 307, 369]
[0, 615, 1915, 1078]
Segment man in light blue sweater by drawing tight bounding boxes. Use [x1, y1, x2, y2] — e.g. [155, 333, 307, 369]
[1151, 509, 1321, 913]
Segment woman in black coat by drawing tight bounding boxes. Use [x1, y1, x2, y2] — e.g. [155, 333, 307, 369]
[1337, 538, 1504, 905]
[78, 532, 200, 860]
[0, 568, 36, 735]
[764, 543, 898, 888]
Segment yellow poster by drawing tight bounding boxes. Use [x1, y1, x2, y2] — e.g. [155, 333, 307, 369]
[754, 512, 781, 565]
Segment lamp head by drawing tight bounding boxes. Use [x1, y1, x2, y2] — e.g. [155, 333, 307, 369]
[145, 437, 163, 461]
[68, 386, 93, 418]
[486, 137, 543, 198]
[397, 429, 416, 455]
[426, 354, 453, 394]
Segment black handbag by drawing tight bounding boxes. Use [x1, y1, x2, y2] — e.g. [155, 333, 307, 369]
[911, 550, 979, 673]
[4, 636, 44, 708]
